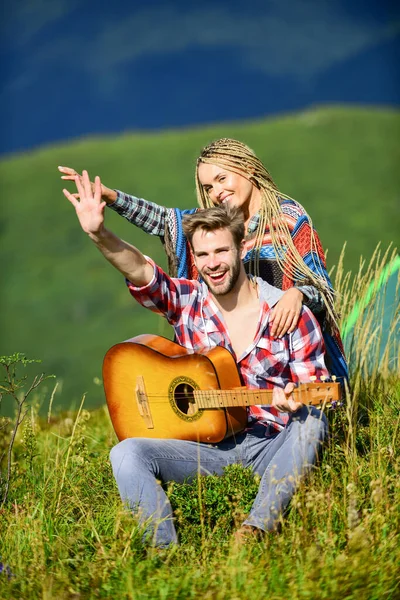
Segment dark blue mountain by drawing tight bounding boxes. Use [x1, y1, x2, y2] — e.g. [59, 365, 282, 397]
[1, 0, 398, 155]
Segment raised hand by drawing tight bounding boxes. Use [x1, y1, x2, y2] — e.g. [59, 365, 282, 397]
[63, 170, 106, 235]
[270, 287, 303, 338]
[58, 166, 117, 204]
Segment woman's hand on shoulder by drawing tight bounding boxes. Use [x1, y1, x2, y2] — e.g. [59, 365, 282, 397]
[270, 287, 303, 338]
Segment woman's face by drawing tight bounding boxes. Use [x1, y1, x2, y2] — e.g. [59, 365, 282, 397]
[197, 162, 255, 212]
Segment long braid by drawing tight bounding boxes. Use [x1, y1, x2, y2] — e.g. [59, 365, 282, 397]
[195, 138, 339, 327]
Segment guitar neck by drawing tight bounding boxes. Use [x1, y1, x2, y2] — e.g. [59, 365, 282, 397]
[194, 382, 341, 409]
[194, 388, 273, 408]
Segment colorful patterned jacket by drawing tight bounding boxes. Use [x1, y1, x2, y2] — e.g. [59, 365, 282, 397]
[109, 191, 348, 382]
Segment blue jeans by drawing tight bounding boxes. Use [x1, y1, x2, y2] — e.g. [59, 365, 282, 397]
[110, 406, 328, 547]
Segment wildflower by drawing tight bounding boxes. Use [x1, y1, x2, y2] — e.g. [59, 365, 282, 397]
[0, 560, 13, 580]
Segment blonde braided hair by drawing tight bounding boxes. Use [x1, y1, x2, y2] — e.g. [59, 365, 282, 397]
[195, 138, 338, 326]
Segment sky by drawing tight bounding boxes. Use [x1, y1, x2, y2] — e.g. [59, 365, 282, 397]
[1, 0, 399, 155]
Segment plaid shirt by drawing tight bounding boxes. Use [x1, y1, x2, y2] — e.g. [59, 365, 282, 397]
[127, 260, 329, 430]
[110, 191, 170, 237]
[111, 191, 324, 312]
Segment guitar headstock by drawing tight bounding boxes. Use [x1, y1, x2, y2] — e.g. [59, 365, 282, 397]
[296, 378, 342, 406]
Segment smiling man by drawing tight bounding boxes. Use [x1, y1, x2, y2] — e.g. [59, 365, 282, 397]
[59, 137, 348, 384]
[64, 170, 329, 548]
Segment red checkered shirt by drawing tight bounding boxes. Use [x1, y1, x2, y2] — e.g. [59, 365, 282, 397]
[127, 259, 329, 430]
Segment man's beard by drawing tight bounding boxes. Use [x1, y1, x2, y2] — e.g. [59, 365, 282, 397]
[203, 256, 241, 297]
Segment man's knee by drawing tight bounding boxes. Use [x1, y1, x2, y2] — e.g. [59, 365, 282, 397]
[110, 438, 149, 474]
[304, 407, 329, 446]
[291, 406, 329, 442]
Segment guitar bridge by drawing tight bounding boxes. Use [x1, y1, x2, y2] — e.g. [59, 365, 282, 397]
[135, 376, 154, 429]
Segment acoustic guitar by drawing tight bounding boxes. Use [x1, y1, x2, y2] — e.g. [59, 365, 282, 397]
[103, 334, 341, 444]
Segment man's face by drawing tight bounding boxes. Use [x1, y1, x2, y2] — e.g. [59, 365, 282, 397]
[192, 227, 243, 296]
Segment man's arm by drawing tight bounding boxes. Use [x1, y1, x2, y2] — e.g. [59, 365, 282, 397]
[63, 170, 154, 286]
[88, 228, 154, 286]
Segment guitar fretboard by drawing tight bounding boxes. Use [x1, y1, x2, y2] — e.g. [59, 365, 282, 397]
[193, 383, 340, 409]
[194, 388, 272, 408]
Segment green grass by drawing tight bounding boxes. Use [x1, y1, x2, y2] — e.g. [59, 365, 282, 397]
[0, 105, 399, 407]
[0, 239, 399, 599]
[0, 377, 399, 599]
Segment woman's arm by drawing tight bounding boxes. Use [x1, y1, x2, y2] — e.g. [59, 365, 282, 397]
[280, 201, 332, 308]
[270, 201, 331, 337]
[59, 166, 172, 237]
[109, 190, 169, 237]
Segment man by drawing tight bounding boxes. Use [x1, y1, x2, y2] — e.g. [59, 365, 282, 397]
[64, 170, 329, 548]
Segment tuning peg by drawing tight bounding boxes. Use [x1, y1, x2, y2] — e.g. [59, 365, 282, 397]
[332, 375, 337, 382]
[310, 376, 317, 381]
[320, 375, 327, 381]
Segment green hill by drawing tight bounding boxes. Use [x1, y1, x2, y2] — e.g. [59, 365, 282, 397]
[1, 105, 399, 409]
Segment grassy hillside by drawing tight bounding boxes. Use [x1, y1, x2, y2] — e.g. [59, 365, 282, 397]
[1, 365, 399, 598]
[0, 105, 399, 409]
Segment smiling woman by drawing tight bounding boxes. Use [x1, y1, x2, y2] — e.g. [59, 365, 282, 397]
[192, 139, 347, 381]
[194, 139, 331, 295]
[59, 137, 348, 381]
[197, 163, 258, 220]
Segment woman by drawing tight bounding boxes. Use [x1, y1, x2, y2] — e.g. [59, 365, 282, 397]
[59, 138, 347, 381]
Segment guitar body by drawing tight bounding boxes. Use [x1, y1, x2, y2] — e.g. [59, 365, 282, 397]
[103, 334, 247, 443]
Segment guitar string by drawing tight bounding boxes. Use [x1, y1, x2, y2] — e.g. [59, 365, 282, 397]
[198, 393, 334, 400]
[134, 389, 336, 407]
[135, 387, 336, 398]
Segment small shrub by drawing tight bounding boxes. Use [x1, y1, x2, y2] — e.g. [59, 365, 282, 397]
[169, 464, 260, 547]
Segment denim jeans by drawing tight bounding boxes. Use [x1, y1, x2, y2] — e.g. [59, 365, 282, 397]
[110, 405, 328, 547]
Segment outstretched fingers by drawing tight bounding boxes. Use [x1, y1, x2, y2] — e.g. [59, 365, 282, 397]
[94, 175, 102, 203]
[58, 166, 78, 181]
[58, 166, 76, 174]
[74, 172, 85, 201]
[62, 187, 79, 209]
[271, 309, 296, 338]
[81, 170, 92, 198]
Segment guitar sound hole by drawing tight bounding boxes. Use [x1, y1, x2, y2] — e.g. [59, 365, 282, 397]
[174, 383, 197, 416]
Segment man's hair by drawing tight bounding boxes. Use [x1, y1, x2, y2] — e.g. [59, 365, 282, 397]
[182, 205, 245, 250]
